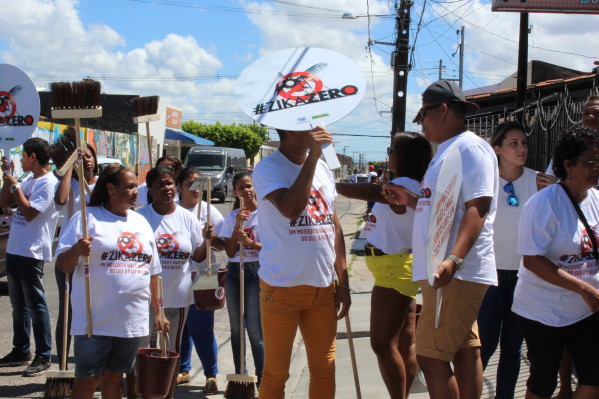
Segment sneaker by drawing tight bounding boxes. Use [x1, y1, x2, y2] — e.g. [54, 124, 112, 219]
[22, 355, 50, 377]
[0, 348, 31, 367]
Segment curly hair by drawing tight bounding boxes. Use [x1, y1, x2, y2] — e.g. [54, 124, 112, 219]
[553, 125, 599, 180]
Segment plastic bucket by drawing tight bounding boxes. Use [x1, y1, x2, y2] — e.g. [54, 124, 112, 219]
[193, 269, 227, 311]
[134, 348, 180, 399]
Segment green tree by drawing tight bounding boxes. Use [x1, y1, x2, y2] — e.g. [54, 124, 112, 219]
[182, 121, 269, 159]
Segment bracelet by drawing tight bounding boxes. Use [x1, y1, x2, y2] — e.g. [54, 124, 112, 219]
[337, 285, 351, 291]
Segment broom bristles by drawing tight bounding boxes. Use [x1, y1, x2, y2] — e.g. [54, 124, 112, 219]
[224, 380, 256, 399]
[50, 80, 101, 110]
[50, 126, 78, 171]
[131, 96, 160, 117]
[43, 377, 74, 398]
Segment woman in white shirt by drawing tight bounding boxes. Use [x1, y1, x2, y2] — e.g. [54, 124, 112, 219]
[53, 137, 98, 369]
[477, 121, 541, 399]
[219, 172, 264, 383]
[513, 125, 599, 399]
[336, 132, 432, 399]
[135, 166, 212, 398]
[174, 167, 225, 394]
[55, 164, 162, 399]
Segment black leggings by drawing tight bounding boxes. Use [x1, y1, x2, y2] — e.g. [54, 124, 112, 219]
[520, 312, 599, 397]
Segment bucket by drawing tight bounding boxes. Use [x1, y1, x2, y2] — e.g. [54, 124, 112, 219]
[134, 348, 180, 399]
[193, 268, 227, 311]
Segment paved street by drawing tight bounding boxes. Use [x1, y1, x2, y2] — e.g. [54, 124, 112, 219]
[0, 195, 575, 398]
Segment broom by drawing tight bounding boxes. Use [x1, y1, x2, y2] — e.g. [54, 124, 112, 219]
[225, 197, 258, 399]
[43, 275, 74, 398]
[131, 96, 160, 168]
[51, 80, 102, 339]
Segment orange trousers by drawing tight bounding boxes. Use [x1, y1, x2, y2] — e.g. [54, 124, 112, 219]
[258, 280, 337, 399]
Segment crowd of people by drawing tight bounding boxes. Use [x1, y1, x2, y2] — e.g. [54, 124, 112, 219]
[0, 80, 597, 399]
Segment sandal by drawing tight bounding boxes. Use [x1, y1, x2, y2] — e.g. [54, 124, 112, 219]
[203, 376, 218, 394]
[176, 371, 190, 385]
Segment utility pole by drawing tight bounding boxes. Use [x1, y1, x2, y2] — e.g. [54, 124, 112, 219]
[438, 59, 443, 80]
[516, 13, 529, 114]
[390, 0, 412, 136]
[459, 26, 465, 88]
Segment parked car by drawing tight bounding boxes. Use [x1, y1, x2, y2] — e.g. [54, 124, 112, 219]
[184, 147, 247, 203]
[96, 156, 122, 175]
[356, 174, 369, 183]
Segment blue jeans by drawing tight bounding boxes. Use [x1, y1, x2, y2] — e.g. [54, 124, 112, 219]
[226, 261, 264, 378]
[478, 269, 523, 399]
[6, 253, 52, 358]
[179, 306, 218, 377]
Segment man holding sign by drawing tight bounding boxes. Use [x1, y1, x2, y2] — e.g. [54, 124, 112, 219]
[383, 80, 498, 399]
[253, 126, 351, 399]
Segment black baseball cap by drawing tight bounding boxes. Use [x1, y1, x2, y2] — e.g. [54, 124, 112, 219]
[413, 80, 479, 123]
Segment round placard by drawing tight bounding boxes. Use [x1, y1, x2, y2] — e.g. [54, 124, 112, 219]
[235, 47, 366, 130]
[0, 64, 40, 150]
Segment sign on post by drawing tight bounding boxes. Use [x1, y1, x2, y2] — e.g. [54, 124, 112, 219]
[0, 64, 40, 158]
[235, 47, 366, 169]
[425, 146, 462, 328]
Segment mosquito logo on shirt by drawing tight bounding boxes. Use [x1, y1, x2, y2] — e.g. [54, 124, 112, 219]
[117, 232, 144, 259]
[580, 225, 599, 254]
[306, 189, 329, 222]
[419, 187, 432, 199]
[156, 234, 180, 255]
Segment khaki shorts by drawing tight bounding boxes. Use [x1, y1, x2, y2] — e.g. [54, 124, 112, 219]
[416, 278, 488, 362]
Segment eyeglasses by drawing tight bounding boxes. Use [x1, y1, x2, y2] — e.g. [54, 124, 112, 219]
[415, 103, 443, 123]
[387, 147, 394, 155]
[504, 182, 519, 206]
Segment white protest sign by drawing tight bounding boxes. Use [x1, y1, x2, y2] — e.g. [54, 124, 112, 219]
[235, 47, 366, 169]
[425, 146, 462, 328]
[0, 64, 40, 158]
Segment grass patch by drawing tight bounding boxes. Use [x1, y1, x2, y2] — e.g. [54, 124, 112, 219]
[347, 253, 357, 277]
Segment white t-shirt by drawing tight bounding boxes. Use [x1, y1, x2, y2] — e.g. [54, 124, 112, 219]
[219, 209, 260, 262]
[513, 185, 599, 327]
[412, 131, 498, 285]
[56, 179, 96, 242]
[7, 172, 59, 261]
[365, 177, 420, 254]
[175, 199, 224, 268]
[253, 150, 337, 287]
[494, 167, 538, 270]
[55, 206, 161, 337]
[368, 171, 378, 183]
[136, 204, 203, 308]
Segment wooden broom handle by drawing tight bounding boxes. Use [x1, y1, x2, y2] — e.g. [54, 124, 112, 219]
[158, 276, 167, 357]
[75, 118, 92, 338]
[146, 121, 153, 167]
[239, 197, 245, 372]
[206, 178, 211, 276]
[61, 274, 69, 371]
[345, 314, 362, 399]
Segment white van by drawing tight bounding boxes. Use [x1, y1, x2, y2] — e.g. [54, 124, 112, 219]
[184, 147, 247, 203]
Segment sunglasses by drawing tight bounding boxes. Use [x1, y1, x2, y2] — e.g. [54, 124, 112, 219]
[582, 159, 599, 170]
[415, 103, 443, 123]
[504, 182, 519, 207]
[387, 147, 394, 155]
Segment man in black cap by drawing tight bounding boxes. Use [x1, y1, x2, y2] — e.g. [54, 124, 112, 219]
[383, 80, 498, 399]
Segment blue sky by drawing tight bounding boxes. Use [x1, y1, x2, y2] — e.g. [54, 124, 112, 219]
[1, 0, 598, 161]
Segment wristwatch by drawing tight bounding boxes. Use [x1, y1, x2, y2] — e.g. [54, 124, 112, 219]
[9, 183, 20, 194]
[447, 254, 464, 271]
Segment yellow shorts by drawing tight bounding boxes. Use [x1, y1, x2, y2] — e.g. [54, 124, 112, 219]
[365, 248, 419, 298]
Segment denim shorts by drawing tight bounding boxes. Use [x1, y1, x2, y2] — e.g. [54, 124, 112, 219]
[74, 335, 142, 377]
